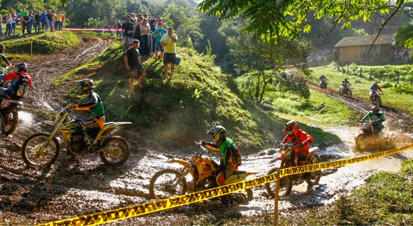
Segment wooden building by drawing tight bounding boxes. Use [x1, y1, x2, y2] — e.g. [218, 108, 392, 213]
[334, 35, 394, 64]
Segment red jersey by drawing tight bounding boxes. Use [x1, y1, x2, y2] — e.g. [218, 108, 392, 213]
[4, 72, 33, 88]
[282, 129, 313, 154]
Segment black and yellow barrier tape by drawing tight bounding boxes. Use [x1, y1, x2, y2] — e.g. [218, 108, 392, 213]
[37, 143, 413, 226]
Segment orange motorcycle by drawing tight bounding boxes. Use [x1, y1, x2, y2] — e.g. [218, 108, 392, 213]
[149, 142, 257, 203]
[265, 143, 321, 197]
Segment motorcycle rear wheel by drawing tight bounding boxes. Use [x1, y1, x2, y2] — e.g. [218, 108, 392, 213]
[99, 136, 130, 167]
[21, 133, 60, 168]
[149, 169, 187, 199]
[1, 108, 18, 135]
[265, 168, 292, 198]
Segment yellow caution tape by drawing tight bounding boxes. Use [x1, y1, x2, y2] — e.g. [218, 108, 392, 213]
[37, 143, 413, 226]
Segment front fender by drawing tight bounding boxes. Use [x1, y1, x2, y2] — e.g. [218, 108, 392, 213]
[33, 120, 55, 127]
[166, 159, 190, 168]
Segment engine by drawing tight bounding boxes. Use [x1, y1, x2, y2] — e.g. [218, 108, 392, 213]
[69, 133, 88, 154]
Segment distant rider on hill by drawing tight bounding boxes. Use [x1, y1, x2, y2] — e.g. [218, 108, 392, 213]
[340, 78, 351, 92]
[282, 120, 313, 166]
[69, 79, 105, 149]
[369, 82, 382, 102]
[0, 62, 32, 100]
[361, 106, 385, 134]
[319, 74, 327, 82]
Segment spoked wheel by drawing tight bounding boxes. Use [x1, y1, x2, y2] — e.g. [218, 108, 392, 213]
[348, 90, 352, 98]
[21, 133, 60, 168]
[1, 109, 18, 135]
[265, 168, 292, 198]
[149, 169, 187, 199]
[99, 136, 130, 167]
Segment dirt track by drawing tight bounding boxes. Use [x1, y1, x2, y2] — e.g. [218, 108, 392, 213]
[1, 37, 413, 225]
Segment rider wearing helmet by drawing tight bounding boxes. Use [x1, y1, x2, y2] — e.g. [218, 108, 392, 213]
[0, 62, 32, 100]
[69, 79, 105, 146]
[361, 106, 385, 134]
[369, 81, 382, 102]
[282, 120, 313, 166]
[0, 44, 12, 68]
[201, 125, 242, 187]
[319, 74, 327, 82]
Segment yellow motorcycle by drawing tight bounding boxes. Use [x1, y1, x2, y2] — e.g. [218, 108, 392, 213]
[149, 142, 257, 203]
[21, 107, 131, 168]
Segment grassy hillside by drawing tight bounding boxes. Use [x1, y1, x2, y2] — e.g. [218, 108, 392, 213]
[1, 31, 80, 60]
[53, 42, 340, 152]
[310, 64, 413, 114]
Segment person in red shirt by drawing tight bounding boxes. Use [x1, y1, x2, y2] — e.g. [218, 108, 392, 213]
[282, 120, 313, 165]
[0, 62, 32, 100]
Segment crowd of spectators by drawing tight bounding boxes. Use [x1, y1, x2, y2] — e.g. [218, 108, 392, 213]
[0, 8, 65, 38]
[122, 13, 178, 91]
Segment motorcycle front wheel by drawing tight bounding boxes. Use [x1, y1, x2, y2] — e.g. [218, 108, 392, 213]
[149, 169, 187, 199]
[306, 158, 321, 185]
[21, 133, 60, 168]
[1, 108, 18, 135]
[99, 136, 130, 167]
[265, 168, 292, 198]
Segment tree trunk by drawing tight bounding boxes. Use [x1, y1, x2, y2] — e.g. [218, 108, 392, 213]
[256, 71, 262, 101]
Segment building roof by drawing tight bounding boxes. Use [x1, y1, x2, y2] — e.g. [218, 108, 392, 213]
[334, 35, 395, 48]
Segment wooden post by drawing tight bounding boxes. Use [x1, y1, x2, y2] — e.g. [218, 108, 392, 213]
[30, 38, 33, 56]
[274, 168, 281, 226]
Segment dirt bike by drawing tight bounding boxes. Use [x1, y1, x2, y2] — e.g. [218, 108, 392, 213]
[339, 84, 352, 98]
[265, 144, 321, 197]
[320, 80, 327, 89]
[149, 142, 257, 203]
[370, 90, 382, 107]
[21, 107, 131, 168]
[355, 119, 384, 149]
[0, 67, 23, 136]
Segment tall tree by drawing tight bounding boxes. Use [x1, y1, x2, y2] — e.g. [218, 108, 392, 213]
[199, 0, 409, 44]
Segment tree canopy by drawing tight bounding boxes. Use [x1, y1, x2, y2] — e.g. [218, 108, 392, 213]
[199, 0, 410, 41]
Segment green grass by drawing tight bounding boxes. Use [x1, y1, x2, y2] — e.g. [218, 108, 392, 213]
[1, 30, 80, 55]
[55, 43, 341, 152]
[310, 64, 413, 114]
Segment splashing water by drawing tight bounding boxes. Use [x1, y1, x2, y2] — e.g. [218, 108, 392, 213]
[17, 111, 35, 130]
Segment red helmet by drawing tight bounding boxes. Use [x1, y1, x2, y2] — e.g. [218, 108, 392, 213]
[283, 120, 299, 135]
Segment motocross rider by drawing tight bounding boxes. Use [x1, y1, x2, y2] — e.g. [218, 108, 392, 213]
[340, 78, 351, 92]
[369, 82, 383, 102]
[201, 125, 242, 187]
[282, 120, 313, 166]
[0, 62, 32, 100]
[361, 106, 385, 134]
[319, 74, 327, 83]
[0, 44, 12, 69]
[69, 79, 105, 146]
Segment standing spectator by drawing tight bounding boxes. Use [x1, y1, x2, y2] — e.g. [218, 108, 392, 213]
[56, 11, 62, 31]
[61, 11, 65, 28]
[121, 16, 134, 52]
[5, 14, 13, 38]
[41, 10, 47, 31]
[161, 27, 178, 78]
[34, 11, 42, 33]
[133, 16, 142, 53]
[0, 14, 3, 38]
[153, 23, 166, 62]
[20, 8, 26, 27]
[12, 13, 17, 35]
[140, 18, 151, 59]
[47, 10, 54, 32]
[27, 11, 34, 34]
[150, 19, 157, 55]
[16, 14, 21, 35]
[21, 11, 30, 36]
[124, 39, 147, 92]
[162, 18, 169, 29]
